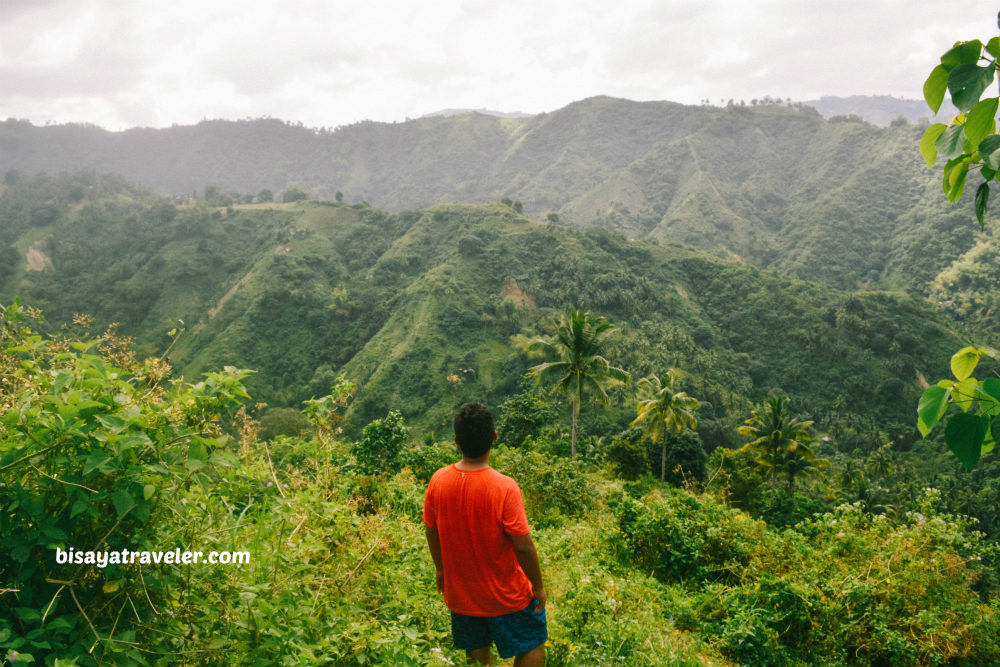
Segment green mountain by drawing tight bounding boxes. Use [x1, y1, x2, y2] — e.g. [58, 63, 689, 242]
[0, 173, 963, 445]
[0, 98, 986, 295]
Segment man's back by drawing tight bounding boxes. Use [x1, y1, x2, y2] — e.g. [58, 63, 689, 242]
[423, 464, 534, 616]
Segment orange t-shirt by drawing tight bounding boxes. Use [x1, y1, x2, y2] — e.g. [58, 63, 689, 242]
[423, 464, 534, 616]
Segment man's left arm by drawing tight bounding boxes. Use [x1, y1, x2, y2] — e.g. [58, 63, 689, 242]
[425, 526, 445, 593]
[510, 533, 546, 610]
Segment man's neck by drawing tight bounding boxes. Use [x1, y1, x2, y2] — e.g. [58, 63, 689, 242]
[455, 453, 490, 471]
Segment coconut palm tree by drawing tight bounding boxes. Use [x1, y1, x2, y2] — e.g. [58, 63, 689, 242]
[529, 308, 630, 456]
[630, 370, 700, 485]
[738, 396, 820, 493]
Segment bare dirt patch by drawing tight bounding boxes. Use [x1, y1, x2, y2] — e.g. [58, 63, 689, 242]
[25, 243, 53, 272]
[500, 277, 537, 312]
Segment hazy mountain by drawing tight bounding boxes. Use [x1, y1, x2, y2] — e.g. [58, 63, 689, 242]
[0, 97, 981, 293]
[419, 108, 532, 119]
[801, 95, 959, 126]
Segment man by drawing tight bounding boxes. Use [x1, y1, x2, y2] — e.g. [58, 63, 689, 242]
[423, 402, 547, 666]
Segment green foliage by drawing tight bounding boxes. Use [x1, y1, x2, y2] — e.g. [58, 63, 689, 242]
[659, 430, 708, 487]
[603, 427, 650, 480]
[490, 445, 597, 527]
[399, 440, 457, 483]
[917, 345, 1000, 470]
[352, 410, 408, 475]
[0, 301, 251, 667]
[738, 396, 823, 493]
[495, 377, 555, 447]
[301, 375, 355, 440]
[528, 307, 630, 456]
[920, 20, 1000, 227]
[631, 370, 700, 484]
[281, 183, 309, 203]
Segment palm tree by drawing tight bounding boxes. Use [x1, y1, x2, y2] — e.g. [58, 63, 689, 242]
[630, 370, 700, 485]
[529, 308, 630, 456]
[738, 396, 820, 493]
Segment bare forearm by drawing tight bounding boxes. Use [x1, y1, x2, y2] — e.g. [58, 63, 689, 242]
[425, 526, 443, 570]
[512, 539, 544, 593]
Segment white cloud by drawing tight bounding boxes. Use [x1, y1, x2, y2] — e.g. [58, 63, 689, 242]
[0, 0, 996, 129]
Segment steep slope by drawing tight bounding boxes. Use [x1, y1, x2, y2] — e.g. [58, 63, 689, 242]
[0, 174, 962, 443]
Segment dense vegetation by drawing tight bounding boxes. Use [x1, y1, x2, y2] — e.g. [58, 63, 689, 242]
[3, 93, 1000, 665]
[1, 301, 998, 666]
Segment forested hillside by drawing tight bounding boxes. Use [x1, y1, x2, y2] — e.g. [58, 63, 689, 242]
[0, 172, 965, 443]
[3, 97, 1000, 667]
[0, 98, 986, 293]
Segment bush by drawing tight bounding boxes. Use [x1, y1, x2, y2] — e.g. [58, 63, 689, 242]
[604, 428, 649, 480]
[400, 441, 458, 483]
[491, 445, 596, 526]
[352, 410, 408, 475]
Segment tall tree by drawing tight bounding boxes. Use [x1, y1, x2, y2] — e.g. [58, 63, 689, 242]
[738, 396, 819, 493]
[630, 370, 700, 486]
[529, 308, 629, 456]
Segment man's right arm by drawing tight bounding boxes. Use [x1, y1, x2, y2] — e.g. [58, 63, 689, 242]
[509, 533, 546, 610]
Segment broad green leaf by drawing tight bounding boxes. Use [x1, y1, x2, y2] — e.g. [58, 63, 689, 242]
[920, 123, 947, 166]
[946, 161, 970, 201]
[112, 488, 135, 518]
[143, 484, 155, 500]
[964, 97, 999, 146]
[983, 165, 997, 181]
[982, 428, 995, 455]
[103, 580, 120, 594]
[981, 378, 1000, 416]
[941, 40, 983, 70]
[981, 134, 1000, 170]
[951, 346, 981, 380]
[948, 64, 996, 112]
[95, 414, 127, 433]
[953, 377, 980, 411]
[917, 385, 950, 436]
[82, 452, 115, 476]
[976, 181, 990, 228]
[936, 125, 966, 160]
[945, 412, 990, 470]
[70, 498, 89, 518]
[988, 36, 1000, 59]
[924, 65, 950, 113]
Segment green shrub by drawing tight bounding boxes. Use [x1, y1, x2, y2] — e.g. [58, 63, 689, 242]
[352, 410, 408, 475]
[491, 445, 596, 526]
[400, 441, 457, 483]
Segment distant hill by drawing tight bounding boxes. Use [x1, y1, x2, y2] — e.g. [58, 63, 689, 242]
[419, 108, 532, 119]
[801, 95, 959, 126]
[0, 97, 985, 294]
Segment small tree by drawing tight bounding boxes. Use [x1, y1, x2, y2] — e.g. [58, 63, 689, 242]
[631, 370, 700, 486]
[301, 376, 354, 443]
[738, 396, 820, 493]
[352, 410, 408, 475]
[529, 308, 630, 456]
[281, 184, 309, 203]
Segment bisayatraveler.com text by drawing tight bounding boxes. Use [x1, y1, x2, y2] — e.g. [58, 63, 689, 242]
[55, 547, 250, 568]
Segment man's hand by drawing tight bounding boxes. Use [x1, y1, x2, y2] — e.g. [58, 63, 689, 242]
[532, 585, 546, 612]
[435, 568, 445, 594]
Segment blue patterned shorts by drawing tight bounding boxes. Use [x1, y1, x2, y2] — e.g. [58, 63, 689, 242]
[451, 598, 548, 658]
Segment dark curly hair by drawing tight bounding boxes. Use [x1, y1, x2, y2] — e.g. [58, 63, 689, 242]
[454, 402, 495, 458]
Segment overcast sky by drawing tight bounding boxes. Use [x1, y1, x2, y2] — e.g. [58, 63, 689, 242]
[0, 0, 994, 131]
